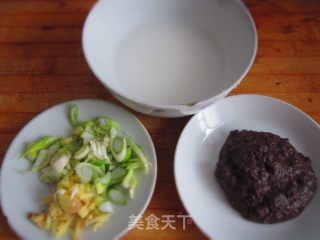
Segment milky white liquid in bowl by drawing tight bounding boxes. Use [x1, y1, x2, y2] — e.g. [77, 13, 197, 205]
[115, 21, 226, 105]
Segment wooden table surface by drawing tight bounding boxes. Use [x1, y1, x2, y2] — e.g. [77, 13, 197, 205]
[0, 0, 319, 239]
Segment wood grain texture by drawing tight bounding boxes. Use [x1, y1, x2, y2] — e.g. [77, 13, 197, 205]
[0, 0, 319, 239]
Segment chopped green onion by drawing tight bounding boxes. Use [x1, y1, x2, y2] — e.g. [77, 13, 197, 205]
[107, 187, 128, 205]
[90, 139, 110, 162]
[25, 143, 38, 163]
[95, 182, 106, 194]
[89, 159, 106, 173]
[74, 144, 90, 160]
[75, 162, 103, 183]
[70, 158, 80, 168]
[32, 143, 60, 172]
[95, 172, 111, 194]
[89, 159, 106, 166]
[32, 149, 49, 172]
[81, 120, 94, 127]
[124, 147, 132, 161]
[61, 136, 73, 145]
[129, 174, 138, 199]
[92, 125, 106, 137]
[40, 167, 61, 184]
[127, 136, 150, 174]
[121, 168, 138, 199]
[81, 132, 94, 144]
[95, 117, 120, 131]
[110, 136, 127, 162]
[121, 168, 134, 189]
[110, 128, 117, 139]
[109, 119, 120, 131]
[69, 104, 79, 128]
[72, 126, 84, 136]
[26, 151, 38, 163]
[110, 167, 127, 183]
[100, 172, 112, 184]
[20, 136, 60, 158]
[125, 160, 143, 170]
[50, 152, 71, 174]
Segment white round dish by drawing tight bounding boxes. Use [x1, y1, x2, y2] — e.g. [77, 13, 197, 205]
[174, 95, 320, 240]
[82, 0, 257, 117]
[0, 99, 157, 240]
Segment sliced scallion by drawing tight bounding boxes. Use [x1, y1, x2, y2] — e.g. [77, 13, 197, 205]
[127, 136, 150, 174]
[107, 187, 128, 205]
[20, 136, 60, 158]
[69, 104, 79, 128]
[50, 152, 71, 174]
[110, 136, 127, 162]
[95, 172, 111, 194]
[75, 162, 103, 183]
[110, 167, 127, 183]
[32, 149, 49, 172]
[74, 144, 90, 160]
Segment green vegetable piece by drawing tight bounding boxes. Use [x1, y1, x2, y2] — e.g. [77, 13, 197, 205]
[81, 120, 94, 127]
[89, 159, 106, 173]
[61, 136, 74, 145]
[108, 119, 120, 131]
[110, 128, 117, 139]
[70, 104, 79, 128]
[125, 160, 142, 170]
[121, 168, 138, 198]
[127, 136, 150, 174]
[25, 143, 38, 163]
[75, 162, 103, 183]
[20, 136, 60, 158]
[90, 139, 110, 162]
[70, 158, 80, 168]
[89, 159, 106, 166]
[32, 143, 60, 172]
[110, 136, 127, 162]
[110, 167, 127, 184]
[121, 168, 134, 189]
[32, 149, 49, 172]
[129, 173, 138, 199]
[96, 182, 106, 195]
[81, 129, 95, 144]
[95, 172, 111, 194]
[128, 176, 138, 198]
[124, 147, 132, 161]
[72, 126, 84, 136]
[96, 117, 120, 131]
[40, 167, 61, 184]
[74, 144, 90, 160]
[26, 151, 38, 163]
[92, 125, 106, 137]
[107, 187, 128, 205]
[50, 151, 71, 174]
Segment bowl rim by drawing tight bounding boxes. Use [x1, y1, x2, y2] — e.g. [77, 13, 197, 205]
[82, 0, 258, 110]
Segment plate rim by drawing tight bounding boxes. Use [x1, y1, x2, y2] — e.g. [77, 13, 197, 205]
[0, 98, 158, 240]
[174, 94, 320, 239]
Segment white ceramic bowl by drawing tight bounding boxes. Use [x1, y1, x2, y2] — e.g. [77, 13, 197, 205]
[83, 0, 257, 117]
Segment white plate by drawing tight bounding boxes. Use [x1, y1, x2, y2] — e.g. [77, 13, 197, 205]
[174, 95, 320, 240]
[0, 99, 157, 240]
